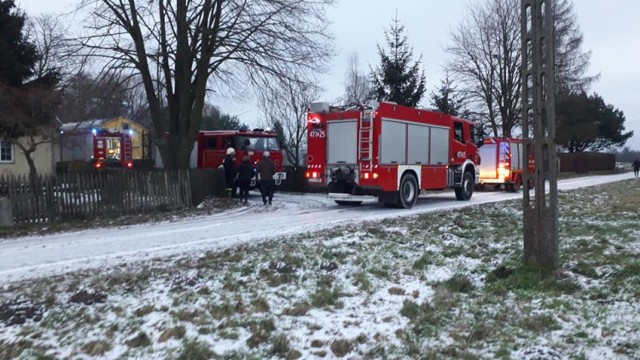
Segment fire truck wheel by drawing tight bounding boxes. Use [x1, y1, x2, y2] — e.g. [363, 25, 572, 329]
[335, 200, 363, 206]
[398, 174, 419, 209]
[455, 171, 474, 201]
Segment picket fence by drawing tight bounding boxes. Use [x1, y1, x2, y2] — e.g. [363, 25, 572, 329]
[0, 170, 195, 225]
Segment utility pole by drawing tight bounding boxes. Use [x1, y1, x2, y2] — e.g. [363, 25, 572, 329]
[521, 0, 558, 269]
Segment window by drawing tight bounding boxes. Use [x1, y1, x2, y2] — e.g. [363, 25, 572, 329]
[205, 136, 217, 149]
[236, 136, 281, 151]
[0, 139, 13, 163]
[469, 125, 482, 145]
[454, 121, 465, 143]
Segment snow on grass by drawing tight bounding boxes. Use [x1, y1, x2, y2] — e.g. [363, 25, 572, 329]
[1, 179, 639, 359]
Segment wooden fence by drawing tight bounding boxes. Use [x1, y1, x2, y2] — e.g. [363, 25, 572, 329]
[0, 170, 193, 225]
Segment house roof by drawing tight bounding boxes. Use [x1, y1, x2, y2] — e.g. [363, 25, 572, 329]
[59, 117, 147, 134]
[59, 119, 109, 132]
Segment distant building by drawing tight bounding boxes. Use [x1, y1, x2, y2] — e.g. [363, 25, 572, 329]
[0, 132, 60, 177]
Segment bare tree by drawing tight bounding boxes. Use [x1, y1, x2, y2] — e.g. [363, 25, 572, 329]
[447, 0, 595, 138]
[77, 0, 335, 169]
[447, 0, 521, 138]
[26, 14, 89, 87]
[5, 13, 72, 178]
[0, 83, 61, 178]
[554, 0, 598, 92]
[342, 53, 372, 106]
[261, 78, 322, 169]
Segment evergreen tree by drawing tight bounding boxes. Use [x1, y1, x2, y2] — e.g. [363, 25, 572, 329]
[0, 0, 37, 87]
[200, 104, 244, 131]
[430, 72, 465, 116]
[370, 16, 426, 108]
[0, 0, 61, 178]
[556, 91, 633, 152]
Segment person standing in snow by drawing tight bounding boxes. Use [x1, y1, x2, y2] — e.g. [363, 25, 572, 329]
[256, 151, 277, 205]
[235, 156, 254, 203]
[633, 158, 640, 178]
[223, 147, 237, 197]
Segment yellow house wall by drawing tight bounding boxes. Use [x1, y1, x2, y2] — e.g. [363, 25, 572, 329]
[101, 117, 148, 160]
[0, 136, 58, 177]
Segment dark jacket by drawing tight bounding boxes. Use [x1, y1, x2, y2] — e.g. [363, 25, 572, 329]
[633, 160, 640, 171]
[223, 155, 236, 183]
[257, 157, 277, 181]
[236, 162, 254, 182]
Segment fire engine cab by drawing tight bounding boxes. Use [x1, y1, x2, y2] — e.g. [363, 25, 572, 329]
[477, 137, 535, 192]
[306, 102, 482, 208]
[194, 129, 287, 186]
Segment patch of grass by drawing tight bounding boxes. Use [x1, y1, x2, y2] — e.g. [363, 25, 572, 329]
[311, 283, 342, 308]
[82, 340, 112, 356]
[330, 339, 353, 358]
[134, 304, 154, 317]
[353, 271, 372, 292]
[247, 318, 276, 349]
[251, 297, 270, 313]
[173, 308, 210, 325]
[283, 302, 311, 316]
[486, 265, 580, 296]
[125, 332, 151, 348]
[158, 326, 186, 342]
[270, 334, 290, 355]
[310, 339, 324, 347]
[209, 300, 240, 320]
[388, 287, 406, 296]
[220, 329, 239, 340]
[442, 274, 474, 293]
[413, 253, 434, 270]
[468, 323, 494, 342]
[176, 339, 215, 360]
[571, 262, 600, 278]
[518, 314, 561, 333]
[258, 268, 296, 287]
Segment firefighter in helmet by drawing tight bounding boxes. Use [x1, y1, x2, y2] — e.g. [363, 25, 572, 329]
[223, 147, 237, 197]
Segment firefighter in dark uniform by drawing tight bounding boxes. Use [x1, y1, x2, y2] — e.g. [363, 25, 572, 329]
[235, 156, 254, 203]
[256, 151, 277, 205]
[223, 147, 237, 197]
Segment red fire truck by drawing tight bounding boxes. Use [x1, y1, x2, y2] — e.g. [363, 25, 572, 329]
[194, 129, 287, 186]
[91, 128, 134, 169]
[477, 137, 535, 192]
[305, 102, 482, 208]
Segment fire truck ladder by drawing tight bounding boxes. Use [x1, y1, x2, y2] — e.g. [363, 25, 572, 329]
[123, 136, 132, 161]
[358, 111, 373, 167]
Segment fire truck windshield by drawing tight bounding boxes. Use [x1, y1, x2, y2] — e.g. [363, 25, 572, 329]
[237, 136, 280, 152]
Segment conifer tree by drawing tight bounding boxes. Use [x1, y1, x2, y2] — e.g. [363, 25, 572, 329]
[370, 16, 426, 108]
[430, 72, 465, 116]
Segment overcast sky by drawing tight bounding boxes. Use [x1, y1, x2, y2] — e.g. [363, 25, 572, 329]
[18, 0, 640, 151]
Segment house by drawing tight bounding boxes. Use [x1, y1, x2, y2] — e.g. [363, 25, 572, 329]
[59, 117, 150, 163]
[0, 132, 60, 177]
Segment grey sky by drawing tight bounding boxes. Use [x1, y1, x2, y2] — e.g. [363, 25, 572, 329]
[18, 0, 640, 150]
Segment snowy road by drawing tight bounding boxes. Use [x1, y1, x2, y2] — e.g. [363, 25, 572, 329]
[0, 172, 634, 283]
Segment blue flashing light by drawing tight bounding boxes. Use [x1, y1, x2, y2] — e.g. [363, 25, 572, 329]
[128, 129, 134, 135]
[91, 128, 98, 135]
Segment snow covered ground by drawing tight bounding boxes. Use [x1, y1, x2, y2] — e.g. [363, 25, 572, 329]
[0, 172, 638, 360]
[0, 172, 633, 283]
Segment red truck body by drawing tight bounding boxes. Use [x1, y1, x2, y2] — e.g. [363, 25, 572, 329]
[306, 102, 482, 208]
[194, 129, 287, 185]
[91, 129, 134, 169]
[478, 137, 535, 192]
